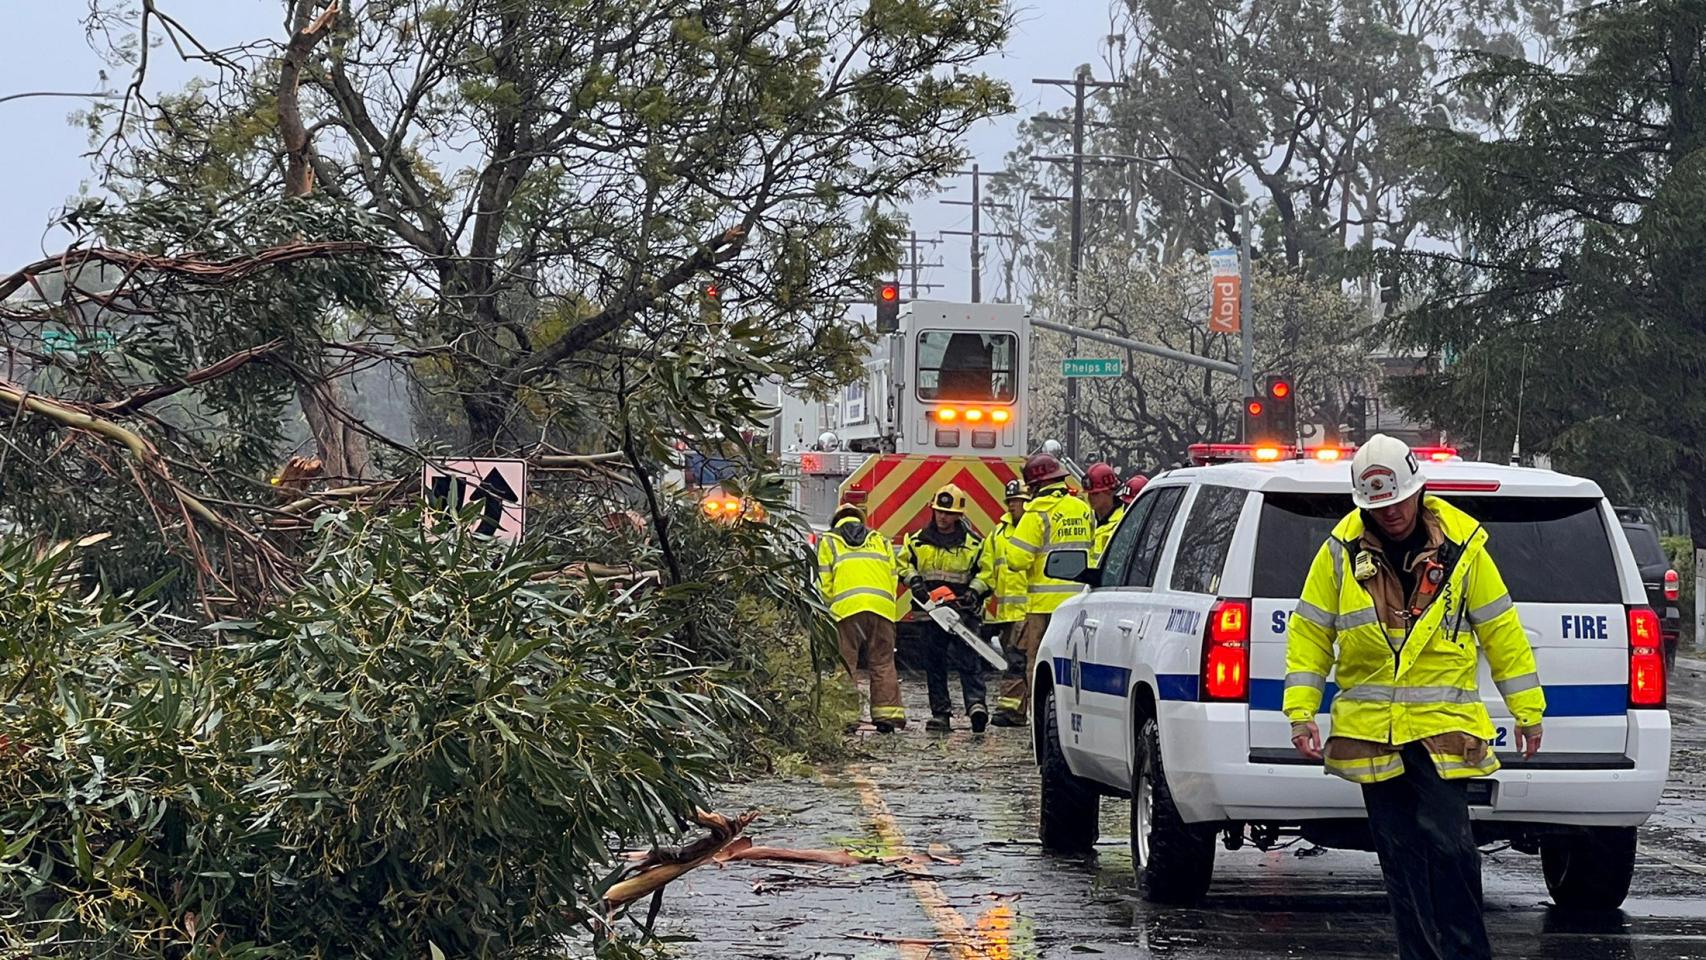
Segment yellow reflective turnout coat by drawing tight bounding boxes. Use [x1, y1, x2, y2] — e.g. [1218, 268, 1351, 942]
[976, 511, 1030, 624]
[1005, 483, 1094, 614]
[816, 519, 899, 622]
[1090, 504, 1125, 567]
[1283, 496, 1546, 782]
[898, 521, 987, 597]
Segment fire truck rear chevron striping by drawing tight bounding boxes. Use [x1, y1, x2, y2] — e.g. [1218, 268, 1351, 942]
[777, 301, 1037, 617]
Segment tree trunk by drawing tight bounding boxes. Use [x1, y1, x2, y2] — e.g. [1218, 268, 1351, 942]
[277, 0, 372, 479]
[1686, 476, 1706, 646]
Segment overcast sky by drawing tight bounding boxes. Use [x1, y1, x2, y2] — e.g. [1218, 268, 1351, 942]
[0, 1, 1107, 300]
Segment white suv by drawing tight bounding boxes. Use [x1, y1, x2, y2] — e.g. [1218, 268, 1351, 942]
[1033, 456, 1671, 909]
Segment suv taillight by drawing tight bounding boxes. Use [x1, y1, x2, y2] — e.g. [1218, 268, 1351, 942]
[1664, 569, 1680, 602]
[1628, 606, 1666, 708]
[1202, 599, 1250, 702]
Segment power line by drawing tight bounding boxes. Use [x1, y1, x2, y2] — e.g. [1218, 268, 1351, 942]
[1034, 70, 1127, 461]
[940, 164, 1020, 303]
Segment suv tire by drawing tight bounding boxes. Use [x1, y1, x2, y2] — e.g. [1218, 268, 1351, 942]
[1038, 687, 1099, 854]
[1133, 716, 1216, 903]
[1540, 826, 1636, 910]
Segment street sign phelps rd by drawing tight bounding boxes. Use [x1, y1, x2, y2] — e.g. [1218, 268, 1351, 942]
[1062, 357, 1124, 378]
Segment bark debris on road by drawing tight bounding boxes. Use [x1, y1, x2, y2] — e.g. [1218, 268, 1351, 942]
[655, 659, 1706, 959]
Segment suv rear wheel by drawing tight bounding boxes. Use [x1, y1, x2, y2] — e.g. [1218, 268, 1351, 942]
[1038, 686, 1099, 854]
[1133, 716, 1215, 903]
[1540, 826, 1636, 910]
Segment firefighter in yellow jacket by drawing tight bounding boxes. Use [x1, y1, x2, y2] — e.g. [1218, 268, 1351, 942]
[899, 484, 991, 732]
[1084, 462, 1123, 566]
[1285, 435, 1544, 960]
[980, 480, 1031, 726]
[818, 503, 906, 732]
[995, 453, 1095, 725]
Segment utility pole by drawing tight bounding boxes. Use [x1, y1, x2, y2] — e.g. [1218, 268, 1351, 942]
[902, 230, 943, 299]
[941, 164, 1020, 302]
[1034, 70, 1127, 461]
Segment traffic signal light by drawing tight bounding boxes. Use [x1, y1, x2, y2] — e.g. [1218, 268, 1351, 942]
[1265, 375, 1296, 442]
[875, 280, 900, 332]
[1242, 396, 1266, 442]
[699, 280, 722, 327]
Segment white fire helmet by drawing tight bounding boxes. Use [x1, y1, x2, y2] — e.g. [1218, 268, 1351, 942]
[1350, 434, 1425, 510]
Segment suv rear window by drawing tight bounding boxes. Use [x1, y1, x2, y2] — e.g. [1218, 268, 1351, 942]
[1621, 522, 1667, 567]
[1253, 494, 1620, 604]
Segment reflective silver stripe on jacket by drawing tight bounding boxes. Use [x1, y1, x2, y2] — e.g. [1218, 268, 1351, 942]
[997, 594, 1026, 607]
[1467, 593, 1514, 625]
[1051, 539, 1093, 551]
[1030, 583, 1085, 595]
[1336, 607, 1380, 631]
[1284, 670, 1327, 694]
[1494, 672, 1541, 698]
[1009, 537, 1041, 555]
[834, 550, 891, 564]
[829, 586, 895, 604]
[921, 569, 972, 584]
[1336, 683, 1481, 705]
[1327, 538, 1346, 590]
[1292, 600, 1334, 630]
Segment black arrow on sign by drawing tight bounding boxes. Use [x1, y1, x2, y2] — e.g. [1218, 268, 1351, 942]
[471, 466, 519, 536]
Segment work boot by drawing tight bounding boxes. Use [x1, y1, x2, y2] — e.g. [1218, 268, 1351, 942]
[969, 703, 989, 733]
[926, 715, 952, 733]
[873, 721, 896, 734]
[991, 713, 1026, 728]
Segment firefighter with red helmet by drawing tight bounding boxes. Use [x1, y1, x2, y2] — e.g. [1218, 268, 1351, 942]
[994, 452, 1095, 726]
[1084, 463, 1123, 567]
[1120, 474, 1148, 507]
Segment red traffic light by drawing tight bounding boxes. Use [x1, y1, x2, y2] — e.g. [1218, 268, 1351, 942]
[1245, 399, 1265, 417]
[1268, 378, 1291, 400]
[878, 282, 899, 303]
[703, 282, 720, 299]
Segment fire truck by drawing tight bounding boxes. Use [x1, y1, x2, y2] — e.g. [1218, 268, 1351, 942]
[777, 300, 1036, 575]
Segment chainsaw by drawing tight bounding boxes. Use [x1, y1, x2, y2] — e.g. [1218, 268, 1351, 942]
[913, 586, 1007, 670]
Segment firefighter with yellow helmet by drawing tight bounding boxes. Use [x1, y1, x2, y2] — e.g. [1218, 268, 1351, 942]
[1285, 434, 1545, 960]
[979, 479, 1032, 724]
[996, 453, 1096, 726]
[818, 502, 906, 732]
[899, 483, 991, 732]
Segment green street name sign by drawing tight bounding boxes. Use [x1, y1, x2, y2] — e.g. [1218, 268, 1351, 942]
[1062, 357, 1123, 378]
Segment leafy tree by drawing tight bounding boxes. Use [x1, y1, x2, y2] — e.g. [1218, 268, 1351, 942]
[998, 0, 1560, 290]
[1027, 252, 1377, 469]
[84, 0, 1012, 451]
[1388, 2, 1706, 552]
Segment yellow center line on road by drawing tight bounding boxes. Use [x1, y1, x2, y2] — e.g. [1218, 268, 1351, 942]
[853, 772, 1012, 960]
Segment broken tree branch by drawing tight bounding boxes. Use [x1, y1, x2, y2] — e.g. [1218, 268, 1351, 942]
[0, 241, 381, 303]
[280, 1, 341, 199]
[602, 809, 758, 913]
[98, 339, 286, 415]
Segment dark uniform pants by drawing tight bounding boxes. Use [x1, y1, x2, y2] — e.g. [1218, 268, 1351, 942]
[1362, 741, 1491, 960]
[921, 621, 986, 718]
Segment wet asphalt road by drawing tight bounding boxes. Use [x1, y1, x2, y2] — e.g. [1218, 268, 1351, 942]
[656, 656, 1706, 959]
